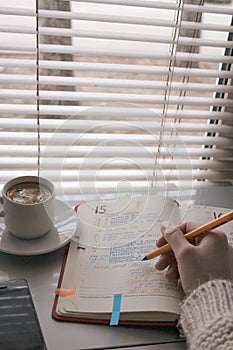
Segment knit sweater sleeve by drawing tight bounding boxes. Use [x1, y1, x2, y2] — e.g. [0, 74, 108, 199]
[179, 279, 233, 350]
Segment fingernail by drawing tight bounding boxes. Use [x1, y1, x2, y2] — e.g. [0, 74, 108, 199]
[161, 221, 171, 229]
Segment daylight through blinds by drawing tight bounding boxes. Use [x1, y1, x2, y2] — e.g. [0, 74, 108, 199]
[0, 0, 233, 194]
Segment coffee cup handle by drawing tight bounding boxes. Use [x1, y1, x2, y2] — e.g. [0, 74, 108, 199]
[0, 197, 4, 217]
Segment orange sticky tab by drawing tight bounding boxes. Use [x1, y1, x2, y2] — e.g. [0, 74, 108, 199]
[55, 288, 76, 297]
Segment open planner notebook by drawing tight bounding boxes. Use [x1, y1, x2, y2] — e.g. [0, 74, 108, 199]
[52, 194, 233, 326]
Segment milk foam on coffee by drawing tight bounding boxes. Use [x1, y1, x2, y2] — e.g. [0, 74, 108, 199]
[7, 182, 51, 205]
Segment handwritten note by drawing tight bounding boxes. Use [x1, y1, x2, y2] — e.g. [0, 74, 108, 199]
[77, 195, 179, 249]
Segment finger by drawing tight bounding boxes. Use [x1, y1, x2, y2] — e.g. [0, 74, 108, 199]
[178, 221, 200, 234]
[199, 230, 229, 250]
[157, 221, 195, 247]
[155, 252, 175, 270]
[156, 223, 171, 247]
[161, 221, 190, 258]
[194, 232, 209, 245]
[156, 235, 167, 247]
[165, 264, 179, 281]
[177, 278, 182, 289]
[178, 222, 226, 247]
[177, 221, 205, 246]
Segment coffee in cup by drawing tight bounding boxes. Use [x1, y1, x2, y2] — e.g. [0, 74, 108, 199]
[6, 182, 51, 205]
[0, 176, 55, 240]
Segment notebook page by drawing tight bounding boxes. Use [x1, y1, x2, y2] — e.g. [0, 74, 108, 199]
[77, 194, 179, 249]
[60, 195, 183, 316]
[180, 205, 233, 246]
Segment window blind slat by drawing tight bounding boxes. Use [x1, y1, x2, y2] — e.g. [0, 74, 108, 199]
[0, 44, 35, 53]
[1, 118, 233, 135]
[2, 89, 233, 107]
[1, 59, 233, 80]
[1, 132, 232, 147]
[0, 24, 35, 34]
[0, 146, 232, 159]
[0, 6, 34, 16]
[71, 0, 233, 15]
[0, 105, 232, 121]
[39, 44, 233, 63]
[2, 2, 233, 15]
[38, 30, 231, 49]
[2, 74, 233, 94]
[1, 158, 232, 171]
[0, 170, 232, 186]
[1, 19, 232, 34]
[2, 24, 232, 50]
[1, 43, 232, 63]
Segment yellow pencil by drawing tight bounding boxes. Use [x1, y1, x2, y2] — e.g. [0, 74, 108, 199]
[142, 210, 233, 261]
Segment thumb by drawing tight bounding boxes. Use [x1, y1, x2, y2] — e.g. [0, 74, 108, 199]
[161, 221, 190, 257]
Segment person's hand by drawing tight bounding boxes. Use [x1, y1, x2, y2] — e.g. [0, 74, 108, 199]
[155, 221, 233, 295]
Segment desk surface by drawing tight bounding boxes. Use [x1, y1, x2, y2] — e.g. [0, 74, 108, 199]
[0, 186, 232, 350]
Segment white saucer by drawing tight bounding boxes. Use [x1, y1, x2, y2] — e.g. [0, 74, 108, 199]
[0, 199, 78, 256]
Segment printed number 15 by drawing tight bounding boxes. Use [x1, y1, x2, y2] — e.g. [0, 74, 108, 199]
[95, 205, 107, 214]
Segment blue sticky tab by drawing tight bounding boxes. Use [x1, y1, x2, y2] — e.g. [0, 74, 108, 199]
[110, 294, 122, 326]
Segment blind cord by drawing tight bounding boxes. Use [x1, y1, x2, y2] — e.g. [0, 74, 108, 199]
[36, 0, 40, 178]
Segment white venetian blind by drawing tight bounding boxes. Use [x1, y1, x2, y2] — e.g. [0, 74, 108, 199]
[0, 0, 233, 195]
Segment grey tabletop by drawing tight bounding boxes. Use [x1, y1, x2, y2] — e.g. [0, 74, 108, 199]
[0, 186, 232, 350]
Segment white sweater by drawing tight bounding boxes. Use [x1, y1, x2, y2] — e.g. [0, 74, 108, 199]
[180, 280, 233, 350]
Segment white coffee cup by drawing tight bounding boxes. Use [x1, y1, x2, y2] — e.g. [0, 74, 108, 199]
[0, 176, 55, 240]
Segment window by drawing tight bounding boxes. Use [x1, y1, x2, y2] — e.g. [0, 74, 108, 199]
[0, 0, 232, 197]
